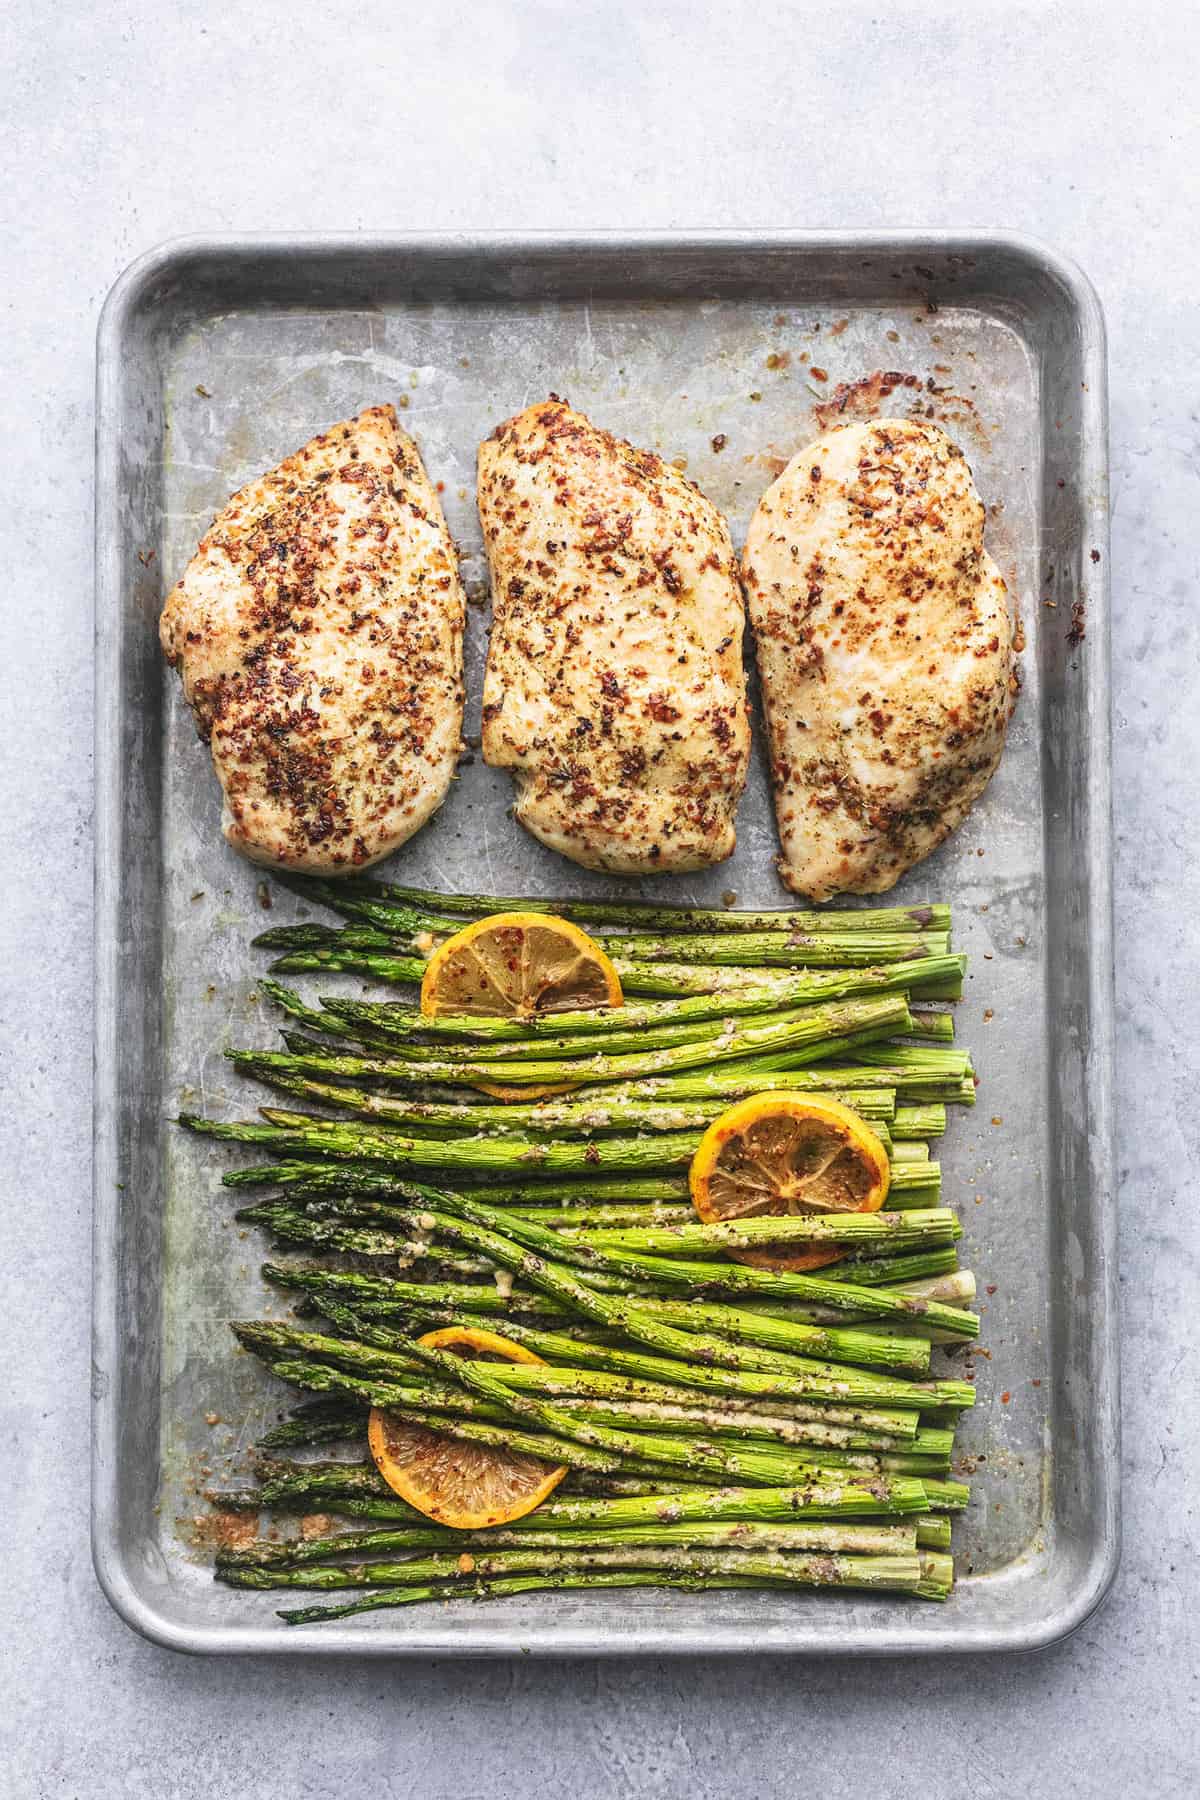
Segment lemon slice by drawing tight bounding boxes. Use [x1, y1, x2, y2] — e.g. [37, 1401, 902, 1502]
[366, 1326, 567, 1529]
[420, 911, 623, 1021]
[689, 1093, 891, 1272]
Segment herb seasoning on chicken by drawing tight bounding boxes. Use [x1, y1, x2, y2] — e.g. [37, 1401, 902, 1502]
[742, 417, 1014, 900]
[160, 407, 466, 873]
[477, 399, 750, 874]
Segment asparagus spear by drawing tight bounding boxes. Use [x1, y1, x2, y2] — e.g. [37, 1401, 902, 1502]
[597, 1063, 970, 1103]
[852, 1043, 974, 1077]
[904, 1011, 956, 1044]
[915, 1515, 953, 1551]
[334, 1482, 943, 1527]
[491, 1200, 942, 1235]
[262, 917, 952, 972]
[274, 1551, 952, 1624]
[595, 929, 950, 968]
[562, 1472, 714, 1497]
[257, 1397, 365, 1449]
[264, 873, 464, 936]
[221, 1162, 701, 1201]
[267, 944, 961, 1004]
[879, 1163, 943, 1204]
[479, 1294, 933, 1374]
[270, 1572, 756, 1624]
[474, 1204, 698, 1228]
[254, 922, 405, 954]
[277, 872, 950, 936]
[221, 1543, 929, 1595]
[243, 1087, 896, 1132]
[543, 1210, 961, 1257]
[258, 980, 363, 1040]
[228, 1070, 933, 1166]
[721, 1265, 976, 1329]
[219, 1516, 923, 1570]
[606, 959, 962, 1001]
[268, 948, 431, 984]
[188, 1111, 706, 1174]
[893, 1104, 946, 1138]
[917, 1481, 969, 1511]
[251, 1456, 392, 1506]
[496, 1200, 934, 1234]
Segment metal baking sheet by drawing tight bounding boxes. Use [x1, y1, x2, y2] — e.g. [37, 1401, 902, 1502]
[93, 231, 1116, 1656]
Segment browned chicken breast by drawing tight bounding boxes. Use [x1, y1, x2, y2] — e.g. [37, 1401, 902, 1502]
[160, 406, 465, 872]
[742, 417, 1014, 900]
[477, 399, 750, 873]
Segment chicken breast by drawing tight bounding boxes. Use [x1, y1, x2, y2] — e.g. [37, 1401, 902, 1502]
[742, 417, 1014, 900]
[160, 406, 465, 873]
[477, 399, 750, 873]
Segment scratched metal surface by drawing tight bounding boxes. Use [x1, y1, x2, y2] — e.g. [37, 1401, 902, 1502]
[93, 233, 1115, 1654]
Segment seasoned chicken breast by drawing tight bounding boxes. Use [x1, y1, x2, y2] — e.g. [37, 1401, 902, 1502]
[742, 417, 1014, 900]
[477, 399, 750, 873]
[160, 406, 465, 873]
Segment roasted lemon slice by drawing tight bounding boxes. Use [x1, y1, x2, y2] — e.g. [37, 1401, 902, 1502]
[420, 911, 623, 1021]
[367, 1326, 568, 1528]
[689, 1093, 891, 1272]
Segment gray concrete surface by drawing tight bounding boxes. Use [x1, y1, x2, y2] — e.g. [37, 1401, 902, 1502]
[2, 1, 1198, 1793]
